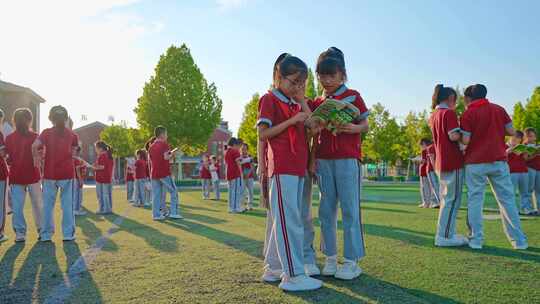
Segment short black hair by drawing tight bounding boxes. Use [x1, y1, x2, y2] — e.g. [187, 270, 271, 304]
[464, 84, 487, 100]
[316, 47, 347, 80]
[419, 138, 432, 145]
[154, 125, 167, 137]
[524, 127, 537, 135]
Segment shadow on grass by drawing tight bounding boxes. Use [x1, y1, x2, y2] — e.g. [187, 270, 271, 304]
[162, 218, 264, 259]
[291, 274, 463, 304]
[0, 242, 102, 303]
[76, 208, 119, 252]
[100, 213, 179, 253]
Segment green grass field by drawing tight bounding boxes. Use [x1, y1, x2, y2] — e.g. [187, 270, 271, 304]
[0, 183, 538, 304]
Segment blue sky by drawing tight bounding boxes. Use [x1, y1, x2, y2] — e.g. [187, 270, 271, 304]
[1, 0, 539, 132]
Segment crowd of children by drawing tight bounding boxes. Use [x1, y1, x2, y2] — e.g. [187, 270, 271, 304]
[0, 104, 184, 243]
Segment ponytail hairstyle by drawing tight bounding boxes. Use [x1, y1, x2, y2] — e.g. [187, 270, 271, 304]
[272, 53, 290, 88]
[431, 84, 457, 109]
[316, 46, 347, 81]
[145, 136, 156, 151]
[136, 149, 147, 161]
[95, 141, 113, 160]
[464, 84, 487, 101]
[49, 105, 69, 131]
[277, 55, 308, 84]
[0, 108, 4, 123]
[13, 108, 33, 135]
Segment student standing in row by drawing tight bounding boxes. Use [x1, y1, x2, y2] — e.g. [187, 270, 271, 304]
[209, 155, 221, 200]
[125, 157, 136, 203]
[241, 143, 255, 210]
[460, 84, 527, 250]
[419, 139, 440, 208]
[32, 106, 79, 242]
[0, 109, 10, 242]
[200, 155, 212, 200]
[134, 149, 150, 207]
[90, 141, 115, 214]
[73, 146, 87, 216]
[506, 131, 532, 215]
[6, 108, 43, 242]
[225, 138, 244, 213]
[149, 126, 182, 220]
[429, 85, 468, 247]
[524, 128, 540, 214]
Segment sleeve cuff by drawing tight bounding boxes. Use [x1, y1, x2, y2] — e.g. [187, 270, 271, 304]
[256, 118, 272, 127]
[505, 122, 513, 129]
[448, 127, 461, 135]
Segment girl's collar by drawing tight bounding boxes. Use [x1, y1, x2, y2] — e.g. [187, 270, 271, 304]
[436, 102, 449, 109]
[271, 89, 297, 104]
[325, 84, 347, 98]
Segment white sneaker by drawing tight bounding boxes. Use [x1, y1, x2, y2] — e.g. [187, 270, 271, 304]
[435, 235, 469, 247]
[63, 236, 76, 242]
[168, 214, 183, 219]
[512, 241, 528, 250]
[430, 204, 440, 209]
[262, 267, 282, 282]
[418, 203, 428, 208]
[334, 260, 362, 280]
[74, 210, 87, 216]
[322, 257, 338, 276]
[0, 235, 8, 243]
[153, 216, 166, 221]
[304, 264, 321, 276]
[468, 239, 483, 250]
[278, 275, 322, 292]
[15, 234, 26, 242]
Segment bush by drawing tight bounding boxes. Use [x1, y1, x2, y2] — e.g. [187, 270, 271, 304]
[393, 176, 406, 182]
[175, 179, 201, 187]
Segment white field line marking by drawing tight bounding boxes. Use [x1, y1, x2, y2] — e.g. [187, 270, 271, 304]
[44, 209, 129, 304]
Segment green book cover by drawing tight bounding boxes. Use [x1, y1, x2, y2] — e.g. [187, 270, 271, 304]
[305, 98, 361, 135]
[511, 144, 540, 154]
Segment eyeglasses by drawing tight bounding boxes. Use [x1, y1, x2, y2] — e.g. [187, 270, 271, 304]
[285, 76, 305, 88]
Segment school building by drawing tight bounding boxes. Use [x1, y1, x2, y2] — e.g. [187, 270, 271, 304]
[0, 80, 45, 132]
[176, 121, 232, 179]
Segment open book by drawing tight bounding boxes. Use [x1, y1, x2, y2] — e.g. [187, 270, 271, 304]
[510, 144, 540, 155]
[305, 98, 361, 135]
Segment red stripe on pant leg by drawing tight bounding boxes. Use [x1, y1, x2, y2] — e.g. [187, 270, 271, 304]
[0, 181, 7, 234]
[275, 175, 295, 277]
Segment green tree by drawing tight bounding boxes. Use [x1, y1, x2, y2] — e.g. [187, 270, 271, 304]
[316, 79, 324, 96]
[362, 103, 404, 165]
[399, 111, 432, 159]
[128, 128, 151, 153]
[100, 124, 132, 158]
[522, 87, 540, 133]
[455, 86, 465, 116]
[134, 44, 223, 156]
[512, 102, 526, 131]
[237, 93, 259, 156]
[305, 68, 317, 100]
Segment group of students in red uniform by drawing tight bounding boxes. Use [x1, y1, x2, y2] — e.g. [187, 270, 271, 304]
[255, 48, 369, 291]
[0, 106, 116, 243]
[428, 84, 531, 250]
[200, 140, 256, 212]
[0, 106, 186, 243]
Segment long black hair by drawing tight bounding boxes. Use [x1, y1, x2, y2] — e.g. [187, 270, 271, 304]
[431, 84, 457, 109]
[13, 108, 33, 135]
[95, 141, 113, 160]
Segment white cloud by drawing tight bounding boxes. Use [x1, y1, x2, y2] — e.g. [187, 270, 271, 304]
[0, 0, 161, 130]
